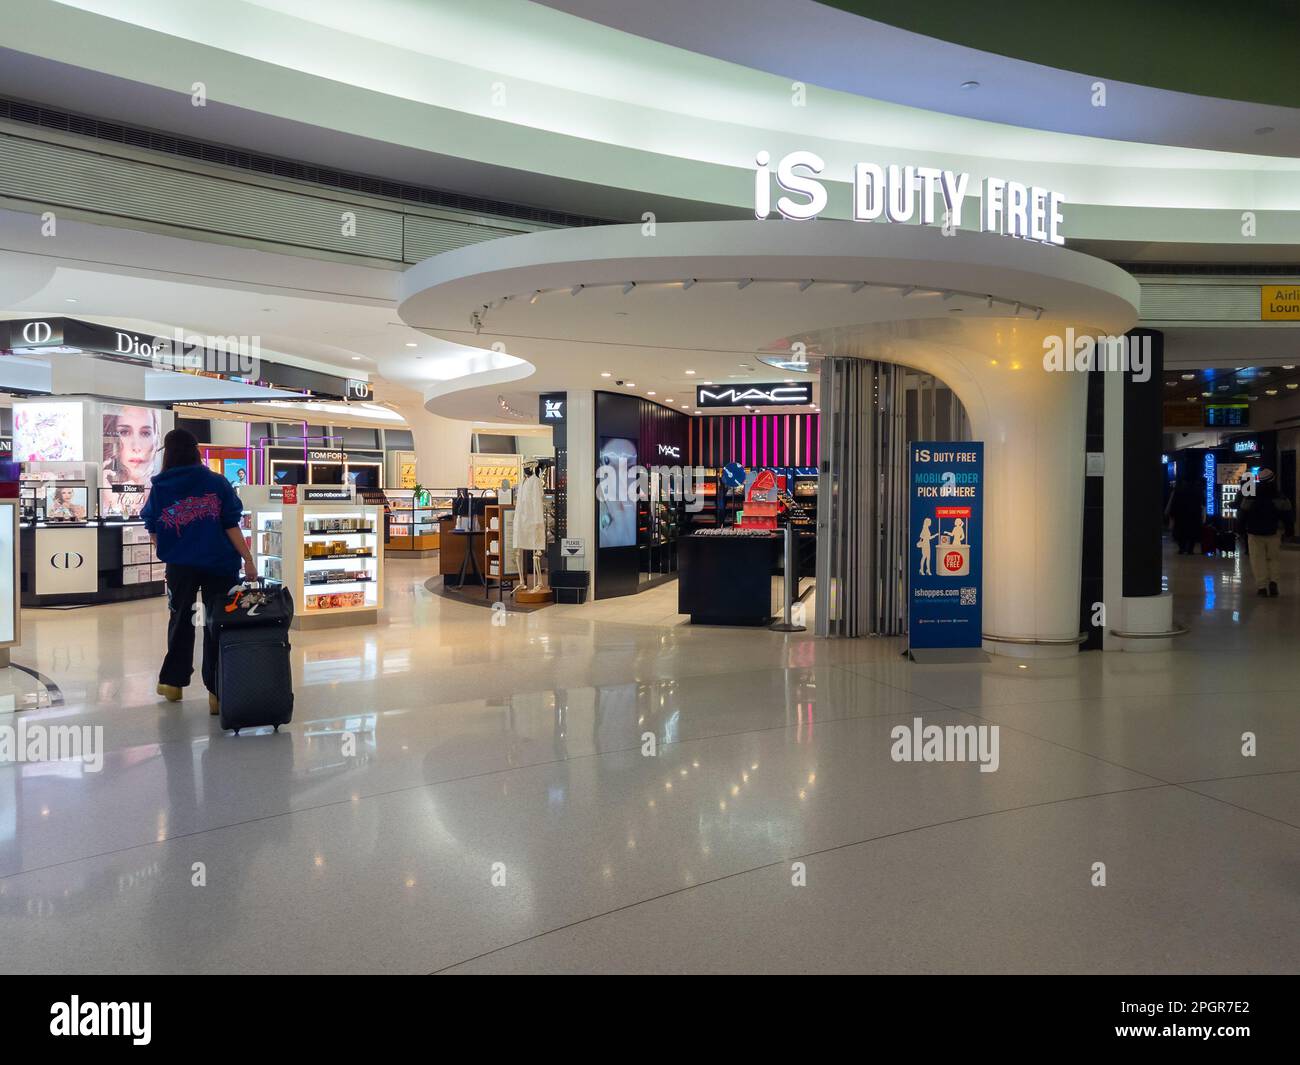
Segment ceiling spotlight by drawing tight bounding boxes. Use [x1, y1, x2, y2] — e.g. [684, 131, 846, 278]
[1180, 373, 1195, 380]
[666, 398, 674, 404]
[1287, 383, 1298, 389]
[626, 382, 636, 387]
[961, 80, 980, 90]
[798, 279, 814, 292]
[601, 371, 612, 377]
[1266, 388, 1279, 395]
[351, 356, 361, 361]
[851, 282, 867, 293]
[622, 282, 636, 295]
[682, 279, 696, 290]
[1283, 364, 1296, 370]
[685, 369, 696, 375]
[647, 391, 656, 396]
[1165, 381, 1176, 387]
[570, 284, 584, 296]
[1202, 391, 1212, 397]
[405, 342, 417, 348]
[703, 380, 714, 385]
[737, 279, 753, 290]
[64, 297, 77, 303]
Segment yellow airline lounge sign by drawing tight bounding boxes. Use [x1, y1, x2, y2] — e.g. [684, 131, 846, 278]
[1261, 284, 1300, 320]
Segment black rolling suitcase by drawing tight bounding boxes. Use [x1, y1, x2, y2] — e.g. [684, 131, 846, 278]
[210, 580, 295, 734]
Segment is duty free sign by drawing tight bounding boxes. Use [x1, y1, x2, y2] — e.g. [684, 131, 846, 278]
[908, 443, 984, 649]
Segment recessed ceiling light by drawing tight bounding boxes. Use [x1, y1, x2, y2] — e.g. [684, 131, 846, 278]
[405, 342, 418, 348]
[1165, 381, 1176, 387]
[601, 372, 612, 377]
[64, 297, 77, 303]
[666, 398, 674, 404]
[703, 380, 714, 385]
[1287, 383, 1298, 390]
[1265, 388, 1278, 395]
[1180, 373, 1195, 380]
[685, 369, 696, 375]
[1202, 391, 1212, 397]
[626, 382, 636, 387]
[1283, 364, 1296, 370]
[961, 80, 980, 90]
[351, 356, 361, 361]
[647, 391, 656, 396]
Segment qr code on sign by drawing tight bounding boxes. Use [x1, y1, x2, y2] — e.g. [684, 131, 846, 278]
[959, 587, 977, 606]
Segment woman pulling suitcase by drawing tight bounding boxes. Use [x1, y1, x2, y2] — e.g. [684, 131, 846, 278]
[141, 429, 258, 714]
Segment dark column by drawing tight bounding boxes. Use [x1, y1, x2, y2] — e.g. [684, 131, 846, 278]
[539, 392, 567, 572]
[1122, 329, 1164, 597]
[1079, 370, 1106, 651]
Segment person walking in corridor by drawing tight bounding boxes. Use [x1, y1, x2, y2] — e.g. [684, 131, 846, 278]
[1164, 473, 1206, 555]
[1237, 468, 1293, 597]
[141, 428, 258, 712]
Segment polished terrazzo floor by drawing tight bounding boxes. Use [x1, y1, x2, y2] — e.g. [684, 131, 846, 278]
[1, 544, 1296, 974]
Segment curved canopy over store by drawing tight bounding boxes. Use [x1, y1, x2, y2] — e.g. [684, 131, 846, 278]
[399, 219, 1140, 649]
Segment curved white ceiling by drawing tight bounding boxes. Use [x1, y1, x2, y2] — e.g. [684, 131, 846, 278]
[539, 0, 1300, 157]
[5, 0, 1299, 248]
[398, 220, 1141, 420]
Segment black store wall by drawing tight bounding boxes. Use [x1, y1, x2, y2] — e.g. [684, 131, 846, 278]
[593, 390, 689, 599]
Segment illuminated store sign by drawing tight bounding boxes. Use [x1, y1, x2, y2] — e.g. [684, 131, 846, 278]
[1204, 452, 1217, 517]
[1232, 439, 1258, 454]
[657, 444, 681, 459]
[754, 151, 1065, 245]
[696, 383, 813, 408]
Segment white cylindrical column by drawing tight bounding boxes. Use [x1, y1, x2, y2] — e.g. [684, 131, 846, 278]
[975, 363, 1089, 659]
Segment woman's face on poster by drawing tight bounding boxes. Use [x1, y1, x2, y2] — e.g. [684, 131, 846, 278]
[111, 408, 158, 476]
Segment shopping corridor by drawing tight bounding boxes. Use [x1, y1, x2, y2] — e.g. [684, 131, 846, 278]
[1, 548, 1295, 974]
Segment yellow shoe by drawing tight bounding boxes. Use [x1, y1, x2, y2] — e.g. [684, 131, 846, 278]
[157, 683, 183, 703]
[208, 692, 220, 716]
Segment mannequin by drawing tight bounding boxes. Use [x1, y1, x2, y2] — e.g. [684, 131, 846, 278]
[514, 467, 547, 592]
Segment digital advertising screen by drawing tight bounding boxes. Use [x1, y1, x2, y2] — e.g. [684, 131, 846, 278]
[222, 458, 249, 486]
[597, 436, 638, 549]
[101, 403, 164, 519]
[13, 402, 85, 462]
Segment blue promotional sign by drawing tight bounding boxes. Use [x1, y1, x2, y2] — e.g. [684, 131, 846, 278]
[908, 442, 984, 649]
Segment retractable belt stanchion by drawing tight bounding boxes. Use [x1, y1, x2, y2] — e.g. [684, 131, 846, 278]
[770, 523, 806, 632]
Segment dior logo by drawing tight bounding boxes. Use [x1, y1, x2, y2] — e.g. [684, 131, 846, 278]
[51, 552, 84, 569]
[22, 321, 53, 344]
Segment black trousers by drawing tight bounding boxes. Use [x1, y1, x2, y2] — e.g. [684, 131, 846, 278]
[160, 564, 238, 693]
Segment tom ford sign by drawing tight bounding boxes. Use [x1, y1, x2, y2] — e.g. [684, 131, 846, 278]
[754, 150, 1065, 246]
[696, 383, 813, 408]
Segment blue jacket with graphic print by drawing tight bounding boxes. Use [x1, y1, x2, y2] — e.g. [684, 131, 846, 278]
[140, 464, 242, 573]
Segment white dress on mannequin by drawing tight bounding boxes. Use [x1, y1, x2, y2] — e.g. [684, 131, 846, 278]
[514, 472, 546, 588]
